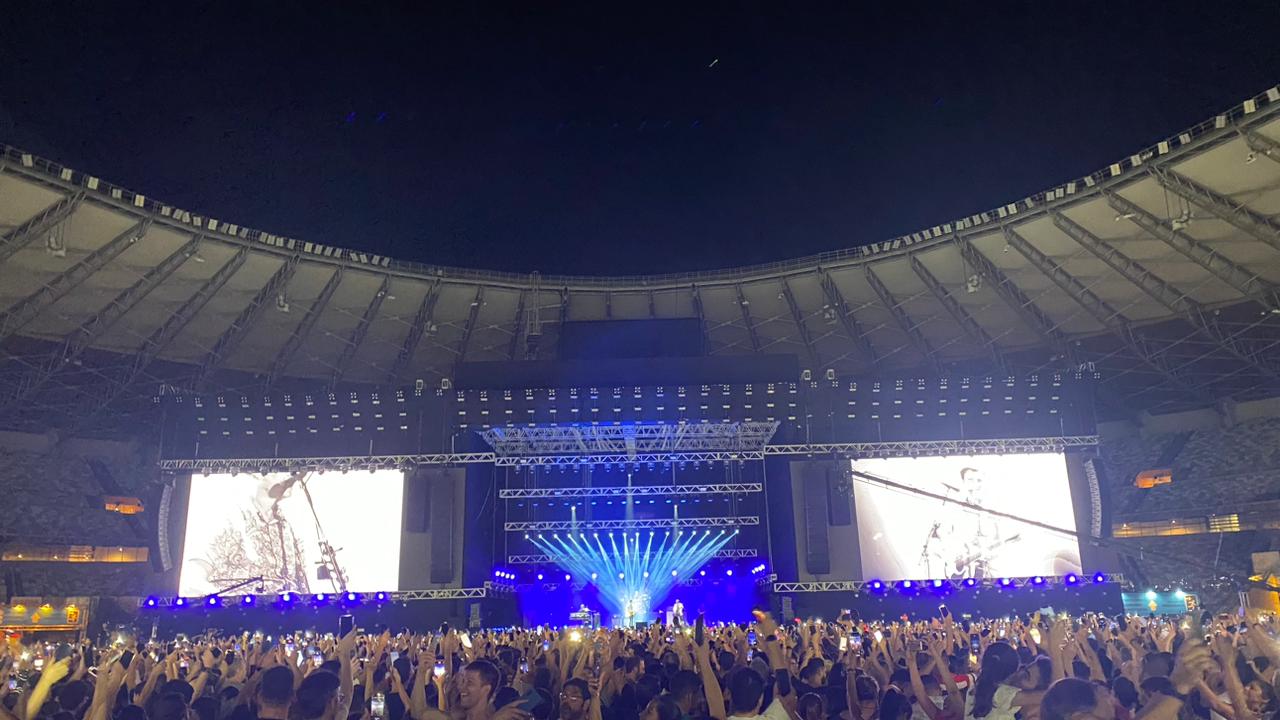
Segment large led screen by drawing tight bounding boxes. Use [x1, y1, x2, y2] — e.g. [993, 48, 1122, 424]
[179, 470, 404, 596]
[852, 453, 1081, 580]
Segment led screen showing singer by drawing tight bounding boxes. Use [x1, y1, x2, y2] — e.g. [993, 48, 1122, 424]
[851, 453, 1081, 580]
[179, 469, 404, 596]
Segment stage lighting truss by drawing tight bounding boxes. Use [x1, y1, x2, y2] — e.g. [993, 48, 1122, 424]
[771, 573, 1125, 594]
[482, 422, 781, 459]
[504, 516, 759, 532]
[139, 585, 505, 606]
[764, 435, 1099, 458]
[507, 548, 758, 564]
[499, 483, 763, 499]
[155, 436, 1098, 471]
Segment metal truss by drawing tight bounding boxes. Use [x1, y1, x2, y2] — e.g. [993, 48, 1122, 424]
[1151, 167, 1280, 253]
[0, 191, 85, 264]
[764, 435, 1099, 457]
[507, 548, 758, 564]
[954, 238, 1077, 365]
[196, 255, 301, 387]
[1002, 225, 1212, 405]
[779, 277, 820, 368]
[1053, 211, 1280, 381]
[0, 218, 153, 343]
[267, 266, 344, 388]
[0, 234, 201, 414]
[690, 284, 709, 352]
[506, 290, 527, 360]
[1106, 191, 1279, 309]
[864, 263, 941, 374]
[331, 275, 390, 386]
[495, 451, 765, 466]
[482, 422, 781, 459]
[156, 452, 496, 471]
[909, 254, 1005, 370]
[154, 437, 1099, 470]
[69, 249, 249, 430]
[817, 268, 880, 368]
[504, 516, 759, 532]
[388, 277, 441, 385]
[499, 483, 763, 498]
[734, 284, 762, 352]
[453, 286, 485, 371]
[1243, 128, 1280, 167]
[772, 574, 1125, 593]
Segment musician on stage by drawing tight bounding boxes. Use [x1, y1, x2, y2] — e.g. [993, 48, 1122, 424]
[670, 598, 685, 628]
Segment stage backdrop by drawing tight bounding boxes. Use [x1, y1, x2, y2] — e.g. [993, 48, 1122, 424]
[178, 470, 404, 596]
[852, 453, 1080, 581]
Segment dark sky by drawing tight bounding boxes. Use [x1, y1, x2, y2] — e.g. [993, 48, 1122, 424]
[2, 2, 1277, 275]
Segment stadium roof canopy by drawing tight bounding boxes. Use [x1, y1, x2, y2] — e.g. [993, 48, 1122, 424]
[2, 86, 1280, 436]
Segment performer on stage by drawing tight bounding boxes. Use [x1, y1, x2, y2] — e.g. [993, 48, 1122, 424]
[670, 598, 685, 628]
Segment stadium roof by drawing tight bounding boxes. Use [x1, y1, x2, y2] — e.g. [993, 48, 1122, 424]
[2, 86, 1280, 436]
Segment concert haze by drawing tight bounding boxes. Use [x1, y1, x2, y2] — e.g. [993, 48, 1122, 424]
[851, 453, 1081, 581]
[179, 470, 404, 596]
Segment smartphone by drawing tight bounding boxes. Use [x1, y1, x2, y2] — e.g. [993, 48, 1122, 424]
[286, 641, 296, 653]
[433, 662, 446, 677]
[938, 605, 950, 618]
[970, 636, 981, 652]
[7, 679, 17, 691]
[519, 661, 529, 673]
[389, 652, 400, 663]
[371, 692, 386, 719]
[339, 614, 355, 637]
[873, 630, 883, 643]
[695, 614, 705, 646]
[33, 658, 44, 670]
[747, 630, 757, 646]
[459, 633, 472, 650]
[839, 637, 849, 652]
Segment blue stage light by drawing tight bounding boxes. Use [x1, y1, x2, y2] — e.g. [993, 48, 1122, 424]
[868, 580, 884, 591]
[726, 569, 733, 576]
[280, 591, 295, 603]
[998, 578, 1015, 588]
[1092, 572, 1108, 584]
[901, 580, 913, 589]
[963, 578, 978, 588]
[174, 597, 187, 607]
[931, 579, 945, 589]
[1064, 573, 1080, 586]
[314, 593, 327, 602]
[241, 595, 256, 607]
[565, 574, 572, 581]
[374, 591, 389, 602]
[537, 573, 544, 581]
[144, 596, 159, 608]
[344, 592, 358, 603]
[1031, 576, 1046, 586]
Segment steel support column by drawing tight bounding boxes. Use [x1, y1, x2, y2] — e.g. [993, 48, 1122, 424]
[1150, 167, 1280, 252]
[863, 263, 941, 374]
[0, 192, 85, 264]
[1106, 191, 1279, 309]
[779, 277, 820, 368]
[0, 218, 152, 343]
[266, 266, 344, 388]
[734, 284, 762, 352]
[690, 284, 709, 353]
[909, 254, 1004, 370]
[195, 255, 300, 387]
[387, 277, 441, 385]
[1052, 211, 1280, 381]
[331, 274, 390, 386]
[0, 234, 202, 414]
[816, 269, 879, 370]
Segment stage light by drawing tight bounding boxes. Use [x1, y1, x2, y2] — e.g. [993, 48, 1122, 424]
[537, 574, 544, 581]
[671, 570, 678, 577]
[1174, 589, 1186, 599]
[591, 573, 598, 580]
[726, 569, 733, 576]
[174, 597, 187, 607]
[315, 593, 328, 602]
[241, 595, 256, 607]
[344, 592, 358, 603]
[643, 571, 649, 578]
[1064, 573, 1080, 586]
[869, 580, 884, 591]
[144, 596, 159, 608]
[900, 580, 913, 589]
[1031, 576, 1046, 586]
[1092, 572, 1108, 584]
[1145, 590, 1157, 600]
[931, 579, 945, 589]
[280, 592, 295, 603]
[374, 591, 389, 602]
[618, 573, 625, 579]
[699, 570, 706, 576]
[565, 574, 572, 581]
[998, 578, 1014, 588]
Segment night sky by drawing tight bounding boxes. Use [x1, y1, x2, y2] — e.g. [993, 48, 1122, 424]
[2, 2, 1277, 276]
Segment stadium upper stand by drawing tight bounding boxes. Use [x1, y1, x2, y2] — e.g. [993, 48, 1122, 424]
[1, 85, 1279, 439]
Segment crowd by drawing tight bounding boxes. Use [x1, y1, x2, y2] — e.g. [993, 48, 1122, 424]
[1, 608, 1277, 720]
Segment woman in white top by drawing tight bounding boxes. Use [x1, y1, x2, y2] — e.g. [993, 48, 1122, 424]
[966, 643, 1045, 720]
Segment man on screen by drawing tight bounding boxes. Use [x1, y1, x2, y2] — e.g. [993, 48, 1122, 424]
[943, 466, 1013, 580]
